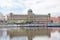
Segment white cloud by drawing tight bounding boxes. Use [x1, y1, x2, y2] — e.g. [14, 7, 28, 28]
[22, 0, 60, 17]
[0, 0, 60, 17]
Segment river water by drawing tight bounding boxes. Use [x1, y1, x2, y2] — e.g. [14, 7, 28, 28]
[0, 29, 60, 40]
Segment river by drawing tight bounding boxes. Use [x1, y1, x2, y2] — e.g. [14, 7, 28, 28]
[0, 29, 60, 40]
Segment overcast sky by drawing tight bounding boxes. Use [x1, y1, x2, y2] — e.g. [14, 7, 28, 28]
[0, 0, 60, 17]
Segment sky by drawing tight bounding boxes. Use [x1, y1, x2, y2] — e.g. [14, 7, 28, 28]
[0, 0, 60, 17]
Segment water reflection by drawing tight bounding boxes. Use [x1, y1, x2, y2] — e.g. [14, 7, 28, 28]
[33, 36, 50, 40]
[0, 29, 60, 40]
[11, 36, 28, 40]
[51, 31, 60, 40]
[1, 30, 10, 40]
[33, 31, 60, 40]
[0, 29, 28, 40]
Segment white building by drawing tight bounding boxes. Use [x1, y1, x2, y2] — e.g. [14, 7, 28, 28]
[0, 13, 5, 22]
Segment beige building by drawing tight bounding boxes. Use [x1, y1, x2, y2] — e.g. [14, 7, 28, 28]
[7, 9, 51, 24]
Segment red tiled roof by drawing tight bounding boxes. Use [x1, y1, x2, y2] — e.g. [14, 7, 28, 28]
[50, 17, 60, 22]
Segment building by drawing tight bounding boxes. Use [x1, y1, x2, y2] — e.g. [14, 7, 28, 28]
[50, 17, 60, 23]
[7, 9, 51, 24]
[57, 17, 60, 23]
[0, 13, 5, 23]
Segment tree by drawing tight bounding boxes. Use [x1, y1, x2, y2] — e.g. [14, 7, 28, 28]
[51, 20, 53, 23]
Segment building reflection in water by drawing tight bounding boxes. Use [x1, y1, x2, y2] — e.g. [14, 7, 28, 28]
[0, 28, 60, 40]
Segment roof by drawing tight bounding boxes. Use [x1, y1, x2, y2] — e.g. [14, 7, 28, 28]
[50, 17, 60, 23]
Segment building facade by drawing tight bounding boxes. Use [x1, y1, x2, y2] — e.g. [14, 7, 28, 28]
[50, 17, 60, 23]
[7, 9, 51, 24]
[0, 13, 5, 22]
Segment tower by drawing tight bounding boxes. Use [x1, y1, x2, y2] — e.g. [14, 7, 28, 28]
[28, 9, 33, 15]
[48, 13, 51, 17]
[48, 13, 51, 24]
[27, 9, 34, 23]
